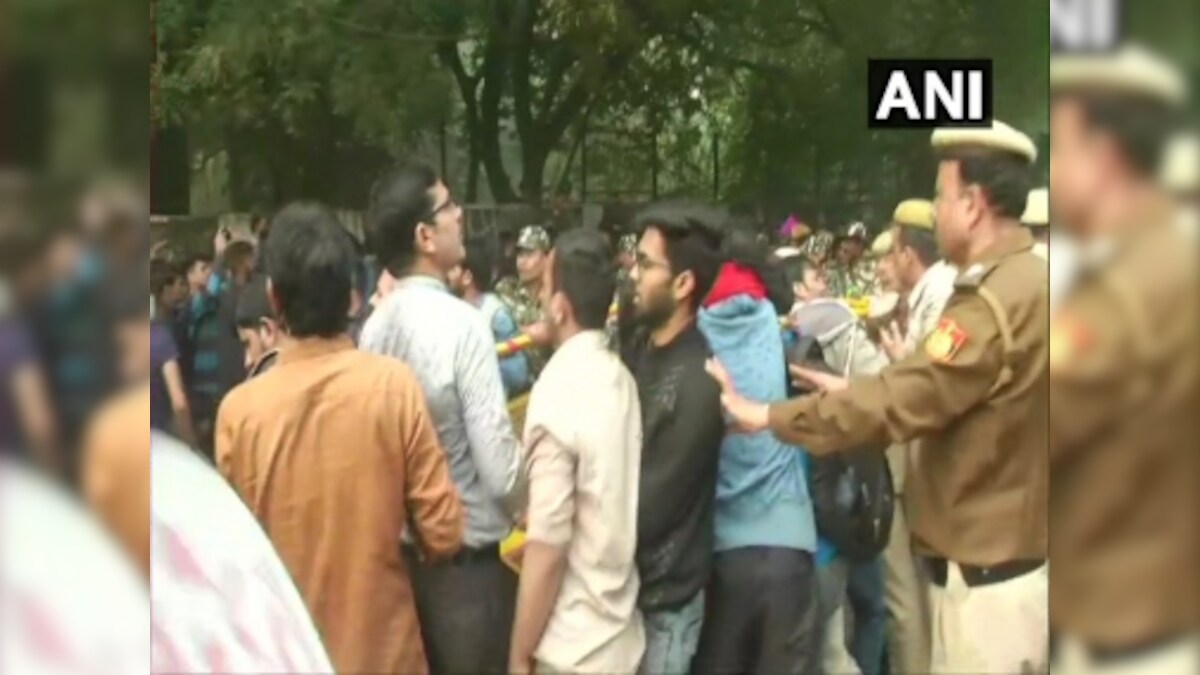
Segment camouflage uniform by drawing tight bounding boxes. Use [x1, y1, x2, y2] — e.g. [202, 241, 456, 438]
[827, 259, 879, 299]
[800, 230, 835, 266]
[827, 221, 879, 299]
[496, 225, 553, 378]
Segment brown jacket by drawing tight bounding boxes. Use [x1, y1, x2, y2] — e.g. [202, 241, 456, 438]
[217, 337, 463, 675]
[1050, 214, 1200, 648]
[82, 383, 152, 578]
[768, 228, 1048, 566]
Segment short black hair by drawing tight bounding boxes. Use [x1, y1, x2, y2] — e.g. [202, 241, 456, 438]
[235, 273, 277, 329]
[182, 251, 212, 272]
[551, 229, 615, 330]
[367, 159, 439, 275]
[223, 240, 256, 273]
[1055, 91, 1182, 177]
[149, 259, 185, 298]
[896, 225, 940, 267]
[936, 147, 1033, 220]
[264, 202, 356, 338]
[461, 238, 497, 292]
[632, 200, 724, 312]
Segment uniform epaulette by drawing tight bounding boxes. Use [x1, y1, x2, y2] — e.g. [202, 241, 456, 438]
[953, 261, 1000, 289]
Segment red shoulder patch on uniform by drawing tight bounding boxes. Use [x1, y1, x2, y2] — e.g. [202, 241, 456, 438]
[924, 318, 968, 363]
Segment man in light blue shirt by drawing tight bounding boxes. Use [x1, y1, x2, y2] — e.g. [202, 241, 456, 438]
[359, 159, 523, 675]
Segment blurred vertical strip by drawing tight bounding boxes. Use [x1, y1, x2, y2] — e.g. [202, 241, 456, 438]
[151, 0, 158, 209]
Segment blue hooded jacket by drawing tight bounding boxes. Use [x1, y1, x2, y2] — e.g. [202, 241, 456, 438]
[698, 292, 817, 554]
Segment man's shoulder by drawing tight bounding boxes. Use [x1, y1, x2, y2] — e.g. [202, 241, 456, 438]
[96, 384, 151, 432]
[494, 276, 520, 298]
[86, 384, 151, 465]
[954, 250, 1045, 308]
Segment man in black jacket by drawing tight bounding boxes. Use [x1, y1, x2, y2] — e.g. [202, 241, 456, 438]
[623, 201, 725, 674]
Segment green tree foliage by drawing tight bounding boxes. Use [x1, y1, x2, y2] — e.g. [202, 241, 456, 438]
[157, 0, 1050, 217]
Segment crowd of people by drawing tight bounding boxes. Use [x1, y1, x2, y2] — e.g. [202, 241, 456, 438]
[1, 43, 1196, 675]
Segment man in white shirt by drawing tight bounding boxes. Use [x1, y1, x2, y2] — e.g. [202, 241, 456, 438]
[509, 229, 644, 675]
[876, 198, 957, 675]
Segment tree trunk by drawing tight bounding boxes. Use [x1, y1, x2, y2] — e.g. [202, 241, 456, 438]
[519, 143, 547, 206]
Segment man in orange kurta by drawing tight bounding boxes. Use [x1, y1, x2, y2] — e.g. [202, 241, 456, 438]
[216, 203, 464, 674]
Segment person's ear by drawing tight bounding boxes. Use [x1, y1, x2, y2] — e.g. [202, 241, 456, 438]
[673, 270, 695, 303]
[462, 269, 473, 290]
[415, 222, 436, 254]
[964, 184, 986, 225]
[265, 278, 284, 325]
[550, 291, 568, 325]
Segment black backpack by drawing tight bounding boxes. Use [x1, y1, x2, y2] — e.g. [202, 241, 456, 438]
[787, 337, 894, 562]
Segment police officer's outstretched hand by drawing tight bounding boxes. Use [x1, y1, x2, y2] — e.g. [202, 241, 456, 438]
[705, 358, 770, 434]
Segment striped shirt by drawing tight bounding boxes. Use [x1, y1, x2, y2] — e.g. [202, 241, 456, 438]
[360, 275, 522, 548]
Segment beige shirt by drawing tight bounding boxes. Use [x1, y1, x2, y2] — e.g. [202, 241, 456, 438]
[524, 330, 644, 674]
[904, 260, 958, 354]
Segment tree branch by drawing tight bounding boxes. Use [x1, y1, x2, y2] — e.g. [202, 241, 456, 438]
[479, 17, 517, 202]
[436, 40, 480, 124]
[510, 0, 538, 158]
[537, 42, 578, 124]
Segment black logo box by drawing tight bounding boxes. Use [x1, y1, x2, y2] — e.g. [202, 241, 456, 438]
[867, 59, 993, 129]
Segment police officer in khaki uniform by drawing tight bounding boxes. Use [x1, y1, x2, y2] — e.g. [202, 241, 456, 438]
[707, 120, 1048, 673]
[1048, 46, 1200, 673]
[496, 224, 553, 377]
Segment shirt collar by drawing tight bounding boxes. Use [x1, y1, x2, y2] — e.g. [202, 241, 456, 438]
[553, 329, 609, 359]
[967, 226, 1035, 268]
[277, 335, 355, 367]
[396, 274, 449, 294]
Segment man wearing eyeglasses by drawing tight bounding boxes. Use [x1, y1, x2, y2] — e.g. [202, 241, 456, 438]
[360, 160, 525, 675]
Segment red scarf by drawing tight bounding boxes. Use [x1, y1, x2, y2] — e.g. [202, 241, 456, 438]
[703, 263, 767, 308]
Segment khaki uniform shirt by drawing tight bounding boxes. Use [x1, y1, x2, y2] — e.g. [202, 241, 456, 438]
[82, 384, 152, 578]
[216, 337, 464, 675]
[768, 228, 1048, 566]
[1050, 213, 1199, 648]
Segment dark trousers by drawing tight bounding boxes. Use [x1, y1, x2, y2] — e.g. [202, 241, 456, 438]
[405, 548, 517, 675]
[846, 556, 886, 675]
[693, 547, 820, 675]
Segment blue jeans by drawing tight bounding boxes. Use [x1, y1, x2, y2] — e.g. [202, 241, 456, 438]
[846, 557, 886, 675]
[640, 591, 706, 674]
